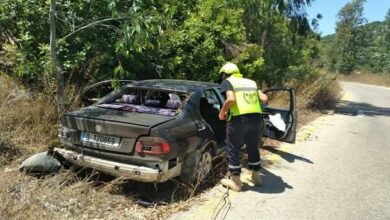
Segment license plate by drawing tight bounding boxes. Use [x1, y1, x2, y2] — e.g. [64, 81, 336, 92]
[80, 132, 120, 148]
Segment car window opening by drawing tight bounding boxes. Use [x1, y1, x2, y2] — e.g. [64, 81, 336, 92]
[199, 90, 226, 143]
[97, 88, 189, 117]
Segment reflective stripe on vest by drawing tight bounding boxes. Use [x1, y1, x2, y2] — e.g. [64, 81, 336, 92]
[227, 76, 262, 116]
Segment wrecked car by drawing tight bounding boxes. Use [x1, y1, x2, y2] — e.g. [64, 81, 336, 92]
[55, 80, 297, 183]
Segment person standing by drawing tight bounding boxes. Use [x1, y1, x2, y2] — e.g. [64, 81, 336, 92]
[218, 62, 268, 192]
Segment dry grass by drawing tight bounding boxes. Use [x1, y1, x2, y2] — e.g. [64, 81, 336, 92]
[294, 73, 341, 111]
[339, 72, 390, 87]
[0, 74, 58, 156]
[0, 166, 158, 220]
[0, 72, 342, 219]
[272, 72, 341, 128]
[0, 162, 226, 220]
[0, 165, 217, 220]
[296, 74, 341, 127]
[0, 137, 21, 167]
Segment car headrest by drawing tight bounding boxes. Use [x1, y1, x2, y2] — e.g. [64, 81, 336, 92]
[145, 99, 162, 107]
[121, 94, 139, 104]
[166, 99, 181, 109]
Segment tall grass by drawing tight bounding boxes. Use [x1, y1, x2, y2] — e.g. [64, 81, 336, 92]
[295, 73, 341, 128]
[0, 74, 58, 158]
[296, 74, 341, 110]
[0, 169, 143, 219]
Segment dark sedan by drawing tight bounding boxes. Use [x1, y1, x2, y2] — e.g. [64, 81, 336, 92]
[55, 79, 297, 183]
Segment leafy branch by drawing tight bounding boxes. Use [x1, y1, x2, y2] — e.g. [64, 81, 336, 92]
[60, 17, 129, 41]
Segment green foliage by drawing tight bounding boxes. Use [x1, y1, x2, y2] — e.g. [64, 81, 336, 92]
[386, 9, 390, 47]
[159, 0, 246, 82]
[234, 0, 319, 85]
[0, 0, 49, 82]
[322, 9, 390, 74]
[357, 21, 390, 73]
[382, 9, 390, 73]
[328, 0, 367, 74]
[1, 0, 321, 89]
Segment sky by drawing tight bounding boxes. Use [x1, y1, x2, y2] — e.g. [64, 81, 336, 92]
[306, 0, 390, 36]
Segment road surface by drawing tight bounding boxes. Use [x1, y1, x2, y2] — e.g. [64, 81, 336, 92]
[171, 82, 390, 220]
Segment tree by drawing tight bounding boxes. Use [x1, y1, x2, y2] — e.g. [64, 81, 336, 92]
[1, 0, 321, 91]
[331, 0, 367, 74]
[385, 9, 390, 50]
[50, 0, 65, 114]
[232, 0, 319, 85]
[383, 9, 390, 73]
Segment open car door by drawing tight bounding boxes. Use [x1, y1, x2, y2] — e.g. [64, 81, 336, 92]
[262, 88, 297, 143]
[80, 80, 133, 106]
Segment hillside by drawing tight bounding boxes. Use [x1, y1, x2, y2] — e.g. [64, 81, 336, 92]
[321, 20, 390, 74]
[321, 21, 386, 47]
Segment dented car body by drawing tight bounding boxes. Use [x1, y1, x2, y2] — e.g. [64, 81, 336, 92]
[55, 79, 297, 183]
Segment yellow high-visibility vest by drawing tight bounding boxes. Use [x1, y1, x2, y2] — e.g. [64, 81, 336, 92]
[227, 75, 262, 117]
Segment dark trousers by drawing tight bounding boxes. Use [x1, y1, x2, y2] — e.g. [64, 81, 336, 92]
[226, 113, 262, 175]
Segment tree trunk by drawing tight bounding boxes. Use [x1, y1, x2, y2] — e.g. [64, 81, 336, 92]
[50, 0, 65, 115]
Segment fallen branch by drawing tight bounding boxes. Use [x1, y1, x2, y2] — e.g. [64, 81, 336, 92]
[60, 17, 129, 41]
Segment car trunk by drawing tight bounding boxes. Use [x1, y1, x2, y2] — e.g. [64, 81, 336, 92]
[61, 106, 175, 154]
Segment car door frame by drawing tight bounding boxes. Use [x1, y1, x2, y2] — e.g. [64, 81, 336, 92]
[262, 87, 297, 143]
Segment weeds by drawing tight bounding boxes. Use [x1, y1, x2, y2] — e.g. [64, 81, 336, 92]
[0, 136, 21, 167]
[293, 73, 341, 110]
[0, 167, 140, 220]
[307, 78, 341, 110]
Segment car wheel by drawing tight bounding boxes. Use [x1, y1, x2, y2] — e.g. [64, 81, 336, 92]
[197, 148, 212, 178]
[180, 147, 213, 184]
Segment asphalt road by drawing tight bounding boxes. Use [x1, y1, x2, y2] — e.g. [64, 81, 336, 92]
[171, 82, 390, 220]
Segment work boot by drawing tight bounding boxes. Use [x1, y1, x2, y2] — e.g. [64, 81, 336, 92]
[221, 175, 242, 192]
[247, 171, 262, 186]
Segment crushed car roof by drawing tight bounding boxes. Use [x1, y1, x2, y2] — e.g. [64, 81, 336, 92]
[129, 79, 219, 92]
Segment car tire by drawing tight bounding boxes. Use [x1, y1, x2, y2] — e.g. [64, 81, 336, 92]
[180, 147, 213, 184]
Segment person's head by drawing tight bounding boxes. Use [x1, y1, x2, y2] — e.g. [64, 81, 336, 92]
[219, 62, 241, 81]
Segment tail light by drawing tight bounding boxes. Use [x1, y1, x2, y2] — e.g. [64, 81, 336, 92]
[135, 137, 171, 155]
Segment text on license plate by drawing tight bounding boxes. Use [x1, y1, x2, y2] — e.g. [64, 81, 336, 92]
[80, 132, 120, 148]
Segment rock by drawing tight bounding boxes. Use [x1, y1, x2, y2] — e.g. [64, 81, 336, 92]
[20, 151, 62, 174]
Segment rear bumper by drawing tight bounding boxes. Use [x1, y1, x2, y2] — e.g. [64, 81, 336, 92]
[54, 148, 180, 182]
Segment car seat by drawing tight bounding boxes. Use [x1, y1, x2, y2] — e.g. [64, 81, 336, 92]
[166, 99, 181, 109]
[121, 94, 140, 104]
[144, 99, 162, 107]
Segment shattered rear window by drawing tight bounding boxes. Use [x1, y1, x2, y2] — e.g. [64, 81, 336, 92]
[97, 87, 189, 117]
